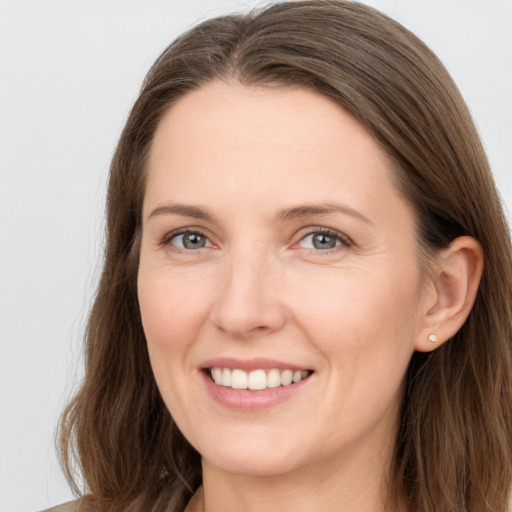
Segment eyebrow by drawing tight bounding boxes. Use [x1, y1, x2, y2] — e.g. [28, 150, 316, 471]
[147, 202, 373, 225]
[147, 204, 217, 222]
[275, 203, 374, 225]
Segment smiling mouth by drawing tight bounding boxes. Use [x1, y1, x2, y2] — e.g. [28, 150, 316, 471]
[207, 367, 313, 391]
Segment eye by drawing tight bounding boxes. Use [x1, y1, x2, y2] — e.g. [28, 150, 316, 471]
[168, 230, 212, 250]
[297, 229, 348, 251]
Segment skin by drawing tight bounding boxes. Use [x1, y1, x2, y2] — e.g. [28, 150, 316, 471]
[137, 81, 482, 512]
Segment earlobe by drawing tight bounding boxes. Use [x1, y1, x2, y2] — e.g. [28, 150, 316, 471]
[415, 236, 484, 352]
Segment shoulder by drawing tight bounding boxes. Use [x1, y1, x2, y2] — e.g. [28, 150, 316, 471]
[39, 499, 81, 512]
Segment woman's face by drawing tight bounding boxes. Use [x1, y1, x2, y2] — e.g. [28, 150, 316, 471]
[138, 81, 432, 478]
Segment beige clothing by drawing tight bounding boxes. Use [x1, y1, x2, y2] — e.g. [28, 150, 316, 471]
[40, 500, 80, 512]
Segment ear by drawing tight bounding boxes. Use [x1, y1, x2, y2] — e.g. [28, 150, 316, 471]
[415, 236, 484, 352]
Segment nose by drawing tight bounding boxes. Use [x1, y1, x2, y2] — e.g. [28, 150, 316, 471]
[210, 251, 287, 339]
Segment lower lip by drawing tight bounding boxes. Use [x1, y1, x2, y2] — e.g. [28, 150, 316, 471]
[201, 371, 311, 411]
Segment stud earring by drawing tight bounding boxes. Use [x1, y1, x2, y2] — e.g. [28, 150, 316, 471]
[428, 334, 437, 343]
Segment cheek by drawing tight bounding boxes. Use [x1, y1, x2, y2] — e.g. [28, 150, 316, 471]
[286, 264, 421, 398]
[137, 268, 212, 415]
[289, 263, 422, 341]
[138, 266, 211, 348]
[137, 270, 214, 403]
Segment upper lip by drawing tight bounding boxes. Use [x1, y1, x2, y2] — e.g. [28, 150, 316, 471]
[201, 357, 312, 372]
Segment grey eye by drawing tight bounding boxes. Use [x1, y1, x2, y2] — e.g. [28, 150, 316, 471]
[171, 232, 209, 249]
[299, 232, 342, 250]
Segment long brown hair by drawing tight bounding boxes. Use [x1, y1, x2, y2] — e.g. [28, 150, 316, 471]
[59, 2, 512, 511]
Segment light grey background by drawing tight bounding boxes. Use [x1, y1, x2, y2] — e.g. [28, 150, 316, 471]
[1, 1, 511, 511]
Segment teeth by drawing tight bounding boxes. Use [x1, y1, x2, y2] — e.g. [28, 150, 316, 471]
[248, 369, 267, 390]
[222, 367, 231, 387]
[231, 369, 248, 389]
[210, 367, 311, 390]
[280, 369, 293, 386]
[267, 368, 281, 388]
[211, 367, 222, 385]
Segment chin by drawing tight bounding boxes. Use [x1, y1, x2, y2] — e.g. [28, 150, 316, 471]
[195, 433, 308, 477]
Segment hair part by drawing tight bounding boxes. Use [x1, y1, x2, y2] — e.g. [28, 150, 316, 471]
[59, 2, 512, 511]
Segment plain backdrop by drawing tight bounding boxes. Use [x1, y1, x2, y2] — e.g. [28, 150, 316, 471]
[1, 1, 511, 510]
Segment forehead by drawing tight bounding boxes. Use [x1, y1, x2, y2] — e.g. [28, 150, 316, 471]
[149, 81, 383, 167]
[144, 80, 410, 227]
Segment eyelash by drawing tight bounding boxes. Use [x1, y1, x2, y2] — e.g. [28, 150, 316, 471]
[161, 227, 352, 255]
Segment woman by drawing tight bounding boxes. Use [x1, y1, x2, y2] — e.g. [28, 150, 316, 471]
[50, 1, 512, 511]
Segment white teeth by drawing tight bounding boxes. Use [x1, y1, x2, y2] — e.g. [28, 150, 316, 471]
[267, 368, 281, 388]
[211, 367, 222, 385]
[210, 367, 311, 390]
[248, 369, 267, 390]
[231, 369, 248, 389]
[222, 368, 231, 387]
[280, 369, 293, 386]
